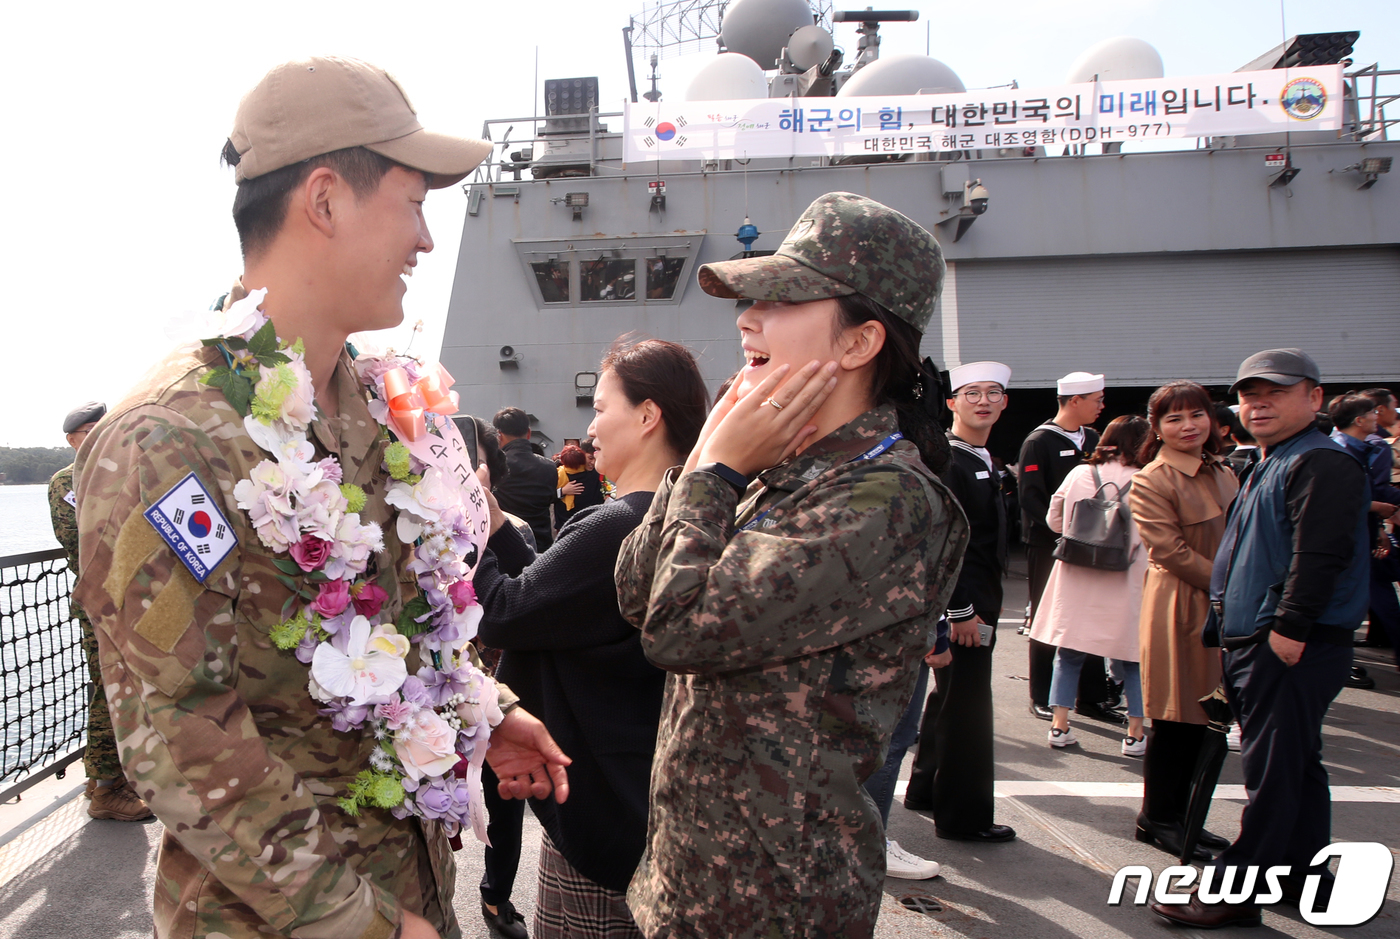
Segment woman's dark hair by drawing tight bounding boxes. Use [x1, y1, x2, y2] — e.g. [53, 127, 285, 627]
[221, 143, 400, 259]
[1086, 414, 1149, 468]
[1139, 381, 1222, 464]
[1328, 393, 1378, 430]
[470, 416, 509, 485]
[559, 444, 586, 469]
[834, 294, 949, 474]
[579, 437, 595, 455]
[600, 336, 709, 457]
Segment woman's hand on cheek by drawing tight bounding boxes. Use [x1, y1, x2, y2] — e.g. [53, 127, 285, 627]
[696, 360, 838, 477]
[683, 373, 744, 474]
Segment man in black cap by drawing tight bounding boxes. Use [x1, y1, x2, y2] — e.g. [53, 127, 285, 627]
[48, 402, 152, 821]
[492, 406, 567, 550]
[1153, 348, 1368, 929]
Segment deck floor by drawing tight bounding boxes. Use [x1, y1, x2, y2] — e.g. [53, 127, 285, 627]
[1, 560, 1395, 938]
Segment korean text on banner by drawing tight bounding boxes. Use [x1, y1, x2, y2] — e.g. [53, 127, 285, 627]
[623, 66, 1344, 162]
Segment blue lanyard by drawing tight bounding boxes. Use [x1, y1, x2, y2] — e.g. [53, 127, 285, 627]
[739, 432, 903, 532]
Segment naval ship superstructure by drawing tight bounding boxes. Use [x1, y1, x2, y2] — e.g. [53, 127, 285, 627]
[440, 0, 1399, 454]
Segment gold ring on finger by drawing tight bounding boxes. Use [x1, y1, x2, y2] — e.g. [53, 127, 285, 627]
[764, 397, 785, 411]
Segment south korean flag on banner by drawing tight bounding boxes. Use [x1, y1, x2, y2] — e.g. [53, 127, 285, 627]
[144, 472, 237, 583]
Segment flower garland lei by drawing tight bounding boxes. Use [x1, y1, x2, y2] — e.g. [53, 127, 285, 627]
[201, 289, 499, 840]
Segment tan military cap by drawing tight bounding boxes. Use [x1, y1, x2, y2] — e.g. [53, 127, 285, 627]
[229, 56, 492, 189]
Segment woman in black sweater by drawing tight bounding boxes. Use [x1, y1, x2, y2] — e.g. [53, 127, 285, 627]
[474, 338, 708, 939]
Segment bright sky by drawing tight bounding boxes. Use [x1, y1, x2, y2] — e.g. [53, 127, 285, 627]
[2, 0, 1395, 447]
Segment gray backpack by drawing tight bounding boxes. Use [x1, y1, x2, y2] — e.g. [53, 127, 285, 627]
[1052, 466, 1138, 572]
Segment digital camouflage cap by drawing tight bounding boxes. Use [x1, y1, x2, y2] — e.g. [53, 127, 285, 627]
[697, 192, 945, 332]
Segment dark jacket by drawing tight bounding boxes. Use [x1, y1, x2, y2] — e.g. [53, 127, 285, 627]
[474, 492, 665, 892]
[1017, 422, 1100, 547]
[1210, 427, 1369, 645]
[944, 434, 1007, 621]
[493, 437, 559, 549]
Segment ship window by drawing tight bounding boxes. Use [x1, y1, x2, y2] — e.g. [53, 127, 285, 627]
[580, 258, 636, 302]
[645, 257, 687, 300]
[530, 260, 571, 304]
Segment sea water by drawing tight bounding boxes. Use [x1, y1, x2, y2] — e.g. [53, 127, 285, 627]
[0, 484, 62, 557]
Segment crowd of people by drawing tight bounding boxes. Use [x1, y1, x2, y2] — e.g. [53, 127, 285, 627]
[47, 54, 1394, 939]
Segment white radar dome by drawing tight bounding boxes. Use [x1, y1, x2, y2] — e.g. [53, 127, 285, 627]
[838, 53, 965, 97]
[684, 52, 770, 101]
[787, 24, 834, 72]
[1066, 37, 1164, 83]
[720, 0, 815, 70]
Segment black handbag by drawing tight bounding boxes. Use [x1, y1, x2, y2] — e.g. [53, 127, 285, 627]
[1052, 466, 1138, 572]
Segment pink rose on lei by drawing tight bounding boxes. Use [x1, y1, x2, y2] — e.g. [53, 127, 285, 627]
[311, 579, 351, 617]
[352, 581, 389, 618]
[447, 580, 477, 614]
[393, 708, 460, 782]
[290, 534, 332, 572]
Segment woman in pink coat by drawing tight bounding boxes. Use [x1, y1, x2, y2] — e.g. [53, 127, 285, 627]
[1029, 415, 1151, 755]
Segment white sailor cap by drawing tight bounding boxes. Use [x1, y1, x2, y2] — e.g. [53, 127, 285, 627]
[1057, 371, 1105, 395]
[948, 361, 1011, 392]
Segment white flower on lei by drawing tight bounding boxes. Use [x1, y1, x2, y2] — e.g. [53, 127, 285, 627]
[164, 287, 269, 344]
[233, 459, 301, 551]
[322, 514, 384, 580]
[256, 355, 317, 431]
[310, 617, 410, 707]
[295, 475, 347, 541]
[385, 468, 457, 543]
[243, 414, 316, 467]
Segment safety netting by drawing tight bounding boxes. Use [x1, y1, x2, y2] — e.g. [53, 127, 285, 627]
[0, 549, 87, 799]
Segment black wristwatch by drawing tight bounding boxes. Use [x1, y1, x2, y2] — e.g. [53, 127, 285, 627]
[694, 462, 751, 495]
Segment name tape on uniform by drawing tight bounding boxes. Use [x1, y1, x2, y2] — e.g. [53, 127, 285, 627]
[1059, 449, 1076, 457]
[976, 471, 991, 479]
[143, 472, 237, 583]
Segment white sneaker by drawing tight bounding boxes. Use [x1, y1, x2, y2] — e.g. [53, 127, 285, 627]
[1048, 726, 1079, 748]
[885, 839, 940, 879]
[1226, 726, 1241, 752]
[1121, 735, 1147, 757]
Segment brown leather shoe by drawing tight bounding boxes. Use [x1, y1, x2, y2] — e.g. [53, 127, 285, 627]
[87, 780, 154, 821]
[1151, 890, 1261, 929]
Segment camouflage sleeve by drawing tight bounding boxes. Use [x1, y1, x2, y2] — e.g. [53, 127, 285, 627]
[614, 472, 679, 628]
[73, 404, 400, 939]
[637, 465, 940, 673]
[48, 465, 80, 572]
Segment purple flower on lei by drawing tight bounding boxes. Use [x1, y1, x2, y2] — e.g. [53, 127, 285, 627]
[318, 699, 371, 733]
[417, 663, 474, 708]
[399, 675, 434, 708]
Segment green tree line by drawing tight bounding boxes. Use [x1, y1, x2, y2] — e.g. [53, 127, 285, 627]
[0, 447, 73, 485]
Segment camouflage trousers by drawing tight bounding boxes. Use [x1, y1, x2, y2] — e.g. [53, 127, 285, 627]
[76, 603, 122, 781]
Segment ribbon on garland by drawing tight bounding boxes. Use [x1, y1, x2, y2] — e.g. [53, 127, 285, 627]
[384, 364, 460, 442]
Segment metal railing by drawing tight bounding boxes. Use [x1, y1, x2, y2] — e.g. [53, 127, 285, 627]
[1347, 63, 1399, 141]
[0, 548, 88, 803]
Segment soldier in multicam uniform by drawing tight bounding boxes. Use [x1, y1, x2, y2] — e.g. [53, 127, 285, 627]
[72, 57, 569, 939]
[615, 193, 969, 938]
[48, 400, 153, 822]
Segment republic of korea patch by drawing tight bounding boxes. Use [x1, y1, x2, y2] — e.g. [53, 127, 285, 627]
[143, 472, 237, 583]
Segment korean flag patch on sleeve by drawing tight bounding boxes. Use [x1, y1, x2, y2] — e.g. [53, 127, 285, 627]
[144, 472, 237, 583]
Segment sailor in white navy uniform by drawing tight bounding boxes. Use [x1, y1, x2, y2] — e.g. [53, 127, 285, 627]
[1019, 371, 1116, 723]
[904, 362, 1017, 843]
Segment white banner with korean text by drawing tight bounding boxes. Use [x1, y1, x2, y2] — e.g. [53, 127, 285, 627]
[622, 65, 1344, 162]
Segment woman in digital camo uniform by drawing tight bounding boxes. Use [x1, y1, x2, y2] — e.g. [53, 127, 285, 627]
[615, 192, 969, 939]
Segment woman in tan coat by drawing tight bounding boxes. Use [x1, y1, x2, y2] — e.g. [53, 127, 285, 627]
[1128, 380, 1239, 860]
